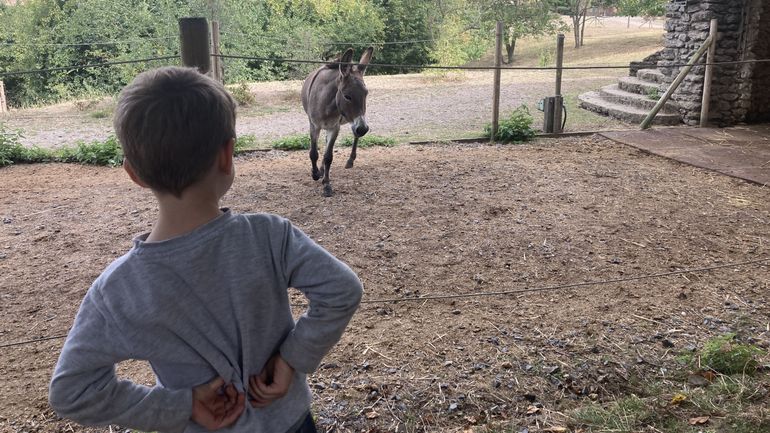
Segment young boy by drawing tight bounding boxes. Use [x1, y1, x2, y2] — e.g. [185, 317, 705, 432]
[49, 67, 363, 433]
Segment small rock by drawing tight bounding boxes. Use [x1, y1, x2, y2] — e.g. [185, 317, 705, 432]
[444, 361, 453, 367]
[451, 309, 461, 315]
[2, 217, 12, 224]
[545, 365, 560, 375]
[501, 361, 513, 369]
[448, 402, 459, 412]
[662, 339, 675, 348]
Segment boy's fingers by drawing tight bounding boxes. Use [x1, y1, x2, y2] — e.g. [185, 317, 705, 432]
[218, 393, 245, 428]
[206, 377, 225, 392]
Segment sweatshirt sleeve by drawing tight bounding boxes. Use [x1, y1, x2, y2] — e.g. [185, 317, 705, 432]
[277, 220, 363, 374]
[49, 287, 192, 433]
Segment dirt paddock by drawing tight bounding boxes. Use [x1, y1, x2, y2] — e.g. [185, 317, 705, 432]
[0, 136, 768, 432]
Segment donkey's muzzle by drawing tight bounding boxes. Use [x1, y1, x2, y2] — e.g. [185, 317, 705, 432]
[355, 124, 370, 137]
[352, 117, 369, 138]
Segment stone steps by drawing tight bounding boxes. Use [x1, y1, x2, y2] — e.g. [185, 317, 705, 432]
[618, 76, 662, 95]
[578, 91, 682, 125]
[636, 68, 665, 84]
[599, 84, 679, 112]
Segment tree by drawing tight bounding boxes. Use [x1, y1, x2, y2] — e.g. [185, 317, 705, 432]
[476, 0, 564, 63]
[557, 0, 591, 48]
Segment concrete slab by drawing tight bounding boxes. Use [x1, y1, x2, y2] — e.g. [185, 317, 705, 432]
[601, 125, 770, 186]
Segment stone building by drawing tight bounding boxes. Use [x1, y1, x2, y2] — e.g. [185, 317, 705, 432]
[580, 0, 769, 126]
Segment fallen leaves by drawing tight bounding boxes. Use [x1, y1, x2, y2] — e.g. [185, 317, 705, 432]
[689, 415, 710, 425]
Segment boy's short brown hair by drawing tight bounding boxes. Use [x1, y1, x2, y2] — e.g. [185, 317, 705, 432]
[114, 66, 236, 197]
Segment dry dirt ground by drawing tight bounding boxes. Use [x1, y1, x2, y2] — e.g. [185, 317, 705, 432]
[1, 136, 768, 433]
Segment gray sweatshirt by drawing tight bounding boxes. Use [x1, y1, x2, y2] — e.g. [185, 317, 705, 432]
[49, 210, 363, 433]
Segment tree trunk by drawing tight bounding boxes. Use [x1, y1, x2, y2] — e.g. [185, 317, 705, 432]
[627, 15, 631, 28]
[580, 6, 588, 47]
[572, 14, 581, 48]
[505, 39, 516, 64]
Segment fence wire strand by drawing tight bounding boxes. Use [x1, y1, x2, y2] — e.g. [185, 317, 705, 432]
[1, 257, 766, 350]
[0, 35, 177, 47]
[0, 55, 179, 78]
[215, 53, 770, 71]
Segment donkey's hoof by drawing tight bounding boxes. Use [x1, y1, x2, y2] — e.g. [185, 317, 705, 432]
[323, 184, 333, 197]
[311, 169, 320, 181]
[345, 160, 354, 169]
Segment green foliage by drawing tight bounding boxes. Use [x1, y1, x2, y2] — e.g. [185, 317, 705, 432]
[58, 136, 123, 166]
[484, 105, 537, 143]
[234, 134, 257, 152]
[339, 134, 396, 148]
[271, 134, 311, 151]
[538, 47, 554, 67]
[1, 125, 123, 167]
[229, 83, 255, 107]
[1, 0, 498, 106]
[700, 334, 763, 375]
[271, 133, 395, 151]
[646, 87, 660, 100]
[572, 395, 653, 432]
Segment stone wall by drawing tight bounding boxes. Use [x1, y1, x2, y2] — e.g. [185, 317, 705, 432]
[658, 0, 768, 126]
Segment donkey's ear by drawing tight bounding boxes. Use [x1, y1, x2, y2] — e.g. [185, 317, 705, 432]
[357, 46, 374, 75]
[339, 48, 355, 76]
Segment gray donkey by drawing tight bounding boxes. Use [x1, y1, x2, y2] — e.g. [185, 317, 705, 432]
[301, 47, 373, 197]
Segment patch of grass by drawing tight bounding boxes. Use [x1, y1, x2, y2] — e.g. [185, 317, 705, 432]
[58, 136, 123, 167]
[271, 134, 396, 151]
[572, 395, 653, 433]
[234, 134, 257, 153]
[700, 334, 763, 375]
[89, 108, 112, 119]
[339, 134, 397, 148]
[272, 134, 311, 151]
[229, 82, 256, 107]
[484, 105, 536, 143]
[646, 87, 661, 100]
[1, 126, 123, 167]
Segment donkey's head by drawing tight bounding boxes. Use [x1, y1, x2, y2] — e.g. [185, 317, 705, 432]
[335, 47, 373, 138]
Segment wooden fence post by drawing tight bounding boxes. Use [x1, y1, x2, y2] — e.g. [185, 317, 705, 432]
[554, 33, 565, 133]
[179, 17, 211, 74]
[491, 20, 503, 142]
[700, 18, 718, 127]
[0, 81, 7, 114]
[211, 20, 223, 83]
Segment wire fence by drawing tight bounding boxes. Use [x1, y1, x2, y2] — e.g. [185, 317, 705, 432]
[0, 55, 179, 79]
[0, 257, 767, 350]
[0, 35, 177, 48]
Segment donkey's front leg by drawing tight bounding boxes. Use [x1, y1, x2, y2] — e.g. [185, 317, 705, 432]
[309, 123, 322, 181]
[321, 126, 339, 197]
[345, 136, 358, 169]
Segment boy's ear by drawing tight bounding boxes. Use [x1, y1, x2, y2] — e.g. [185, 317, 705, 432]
[123, 159, 149, 188]
[218, 138, 235, 174]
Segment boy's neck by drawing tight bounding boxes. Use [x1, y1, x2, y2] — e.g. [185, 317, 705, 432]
[147, 196, 223, 242]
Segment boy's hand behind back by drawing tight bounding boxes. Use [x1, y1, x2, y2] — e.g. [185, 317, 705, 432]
[192, 377, 245, 430]
[249, 354, 295, 408]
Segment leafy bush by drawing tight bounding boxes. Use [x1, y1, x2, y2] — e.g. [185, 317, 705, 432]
[234, 134, 257, 153]
[229, 83, 256, 107]
[272, 134, 311, 151]
[272, 133, 396, 151]
[484, 105, 537, 143]
[339, 135, 396, 148]
[700, 334, 763, 375]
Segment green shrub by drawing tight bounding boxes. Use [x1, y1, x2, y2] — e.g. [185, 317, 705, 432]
[700, 334, 763, 375]
[339, 135, 396, 148]
[229, 83, 256, 107]
[484, 105, 537, 143]
[58, 136, 123, 167]
[234, 134, 257, 153]
[272, 134, 311, 151]
[272, 134, 396, 151]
